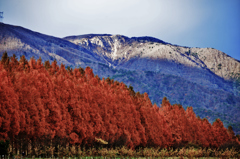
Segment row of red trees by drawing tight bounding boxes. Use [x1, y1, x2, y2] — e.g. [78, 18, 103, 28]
[0, 53, 239, 152]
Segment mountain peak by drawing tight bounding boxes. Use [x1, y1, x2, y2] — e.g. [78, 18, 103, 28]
[64, 34, 169, 45]
[64, 33, 113, 40]
[130, 36, 169, 44]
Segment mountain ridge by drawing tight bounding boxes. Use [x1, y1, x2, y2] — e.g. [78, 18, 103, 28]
[63, 34, 240, 82]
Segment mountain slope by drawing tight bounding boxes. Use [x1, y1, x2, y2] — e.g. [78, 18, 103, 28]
[0, 23, 107, 67]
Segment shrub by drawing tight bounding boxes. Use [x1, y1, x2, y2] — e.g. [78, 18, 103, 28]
[218, 141, 240, 152]
[184, 142, 202, 149]
[118, 146, 134, 157]
[218, 63, 222, 70]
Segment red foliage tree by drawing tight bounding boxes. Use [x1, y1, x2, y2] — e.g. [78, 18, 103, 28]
[0, 54, 236, 151]
[212, 119, 230, 147]
[0, 63, 20, 151]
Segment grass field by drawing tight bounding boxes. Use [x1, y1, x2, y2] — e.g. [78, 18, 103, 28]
[3, 146, 239, 159]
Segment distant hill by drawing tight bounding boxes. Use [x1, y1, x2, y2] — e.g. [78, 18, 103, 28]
[1, 23, 240, 134]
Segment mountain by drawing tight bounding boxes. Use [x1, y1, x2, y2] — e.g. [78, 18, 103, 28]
[64, 34, 240, 87]
[1, 23, 240, 134]
[64, 34, 240, 134]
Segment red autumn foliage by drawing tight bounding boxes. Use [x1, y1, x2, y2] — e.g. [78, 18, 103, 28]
[0, 54, 238, 151]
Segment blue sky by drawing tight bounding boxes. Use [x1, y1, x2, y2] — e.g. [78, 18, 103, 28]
[0, 0, 239, 60]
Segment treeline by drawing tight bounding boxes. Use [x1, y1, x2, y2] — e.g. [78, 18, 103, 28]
[0, 52, 239, 155]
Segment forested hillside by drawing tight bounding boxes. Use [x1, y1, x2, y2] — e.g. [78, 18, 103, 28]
[0, 53, 239, 155]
